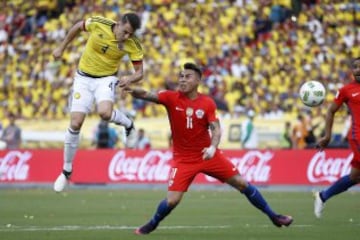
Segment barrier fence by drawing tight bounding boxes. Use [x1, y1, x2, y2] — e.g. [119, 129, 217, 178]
[0, 149, 353, 186]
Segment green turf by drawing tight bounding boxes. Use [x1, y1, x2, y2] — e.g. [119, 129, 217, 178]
[1, 188, 360, 240]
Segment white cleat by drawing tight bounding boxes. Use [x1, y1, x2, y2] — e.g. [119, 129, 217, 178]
[54, 173, 69, 192]
[125, 123, 137, 148]
[314, 191, 325, 218]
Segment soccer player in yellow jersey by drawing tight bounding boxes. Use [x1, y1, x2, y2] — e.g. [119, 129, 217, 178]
[53, 13, 143, 192]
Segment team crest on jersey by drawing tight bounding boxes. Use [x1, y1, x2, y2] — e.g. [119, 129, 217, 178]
[195, 109, 205, 119]
[74, 92, 81, 99]
[186, 107, 194, 117]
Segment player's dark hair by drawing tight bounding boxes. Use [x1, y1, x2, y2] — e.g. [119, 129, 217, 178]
[122, 13, 141, 31]
[184, 62, 202, 79]
[352, 57, 360, 67]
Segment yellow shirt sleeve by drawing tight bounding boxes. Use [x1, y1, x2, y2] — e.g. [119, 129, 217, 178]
[124, 37, 143, 62]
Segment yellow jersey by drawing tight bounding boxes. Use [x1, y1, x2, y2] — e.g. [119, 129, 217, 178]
[78, 16, 143, 77]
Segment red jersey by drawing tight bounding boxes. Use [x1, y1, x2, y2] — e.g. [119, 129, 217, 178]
[158, 90, 218, 163]
[334, 81, 360, 139]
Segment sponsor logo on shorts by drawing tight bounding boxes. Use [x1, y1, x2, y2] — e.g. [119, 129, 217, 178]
[74, 92, 81, 99]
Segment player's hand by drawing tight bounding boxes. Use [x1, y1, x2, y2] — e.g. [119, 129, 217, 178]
[123, 86, 133, 92]
[316, 136, 331, 151]
[118, 76, 131, 88]
[52, 47, 64, 60]
[202, 145, 216, 160]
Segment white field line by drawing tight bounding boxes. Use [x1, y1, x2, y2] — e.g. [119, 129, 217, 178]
[254, 224, 313, 228]
[0, 225, 230, 232]
[0, 224, 314, 232]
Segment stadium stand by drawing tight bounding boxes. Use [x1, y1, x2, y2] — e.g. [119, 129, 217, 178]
[0, 0, 359, 148]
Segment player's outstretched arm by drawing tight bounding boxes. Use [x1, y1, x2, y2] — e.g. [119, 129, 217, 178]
[53, 20, 84, 59]
[208, 120, 221, 149]
[118, 63, 144, 88]
[127, 87, 159, 103]
[202, 120, 221, 160]
[317, 102, 341, 150]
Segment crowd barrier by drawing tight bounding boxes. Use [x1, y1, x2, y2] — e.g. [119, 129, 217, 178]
[0, 149, 353, 186]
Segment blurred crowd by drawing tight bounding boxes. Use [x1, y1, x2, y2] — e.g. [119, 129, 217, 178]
[1, 0, 360, 124]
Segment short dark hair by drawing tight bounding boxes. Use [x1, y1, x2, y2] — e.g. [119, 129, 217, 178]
[352, 57, 360, 67]
[122, 13, 141, 31]
[183, 62, 202, 79]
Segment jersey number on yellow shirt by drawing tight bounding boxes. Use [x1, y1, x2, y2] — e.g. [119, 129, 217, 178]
[101, 45, 109, 54]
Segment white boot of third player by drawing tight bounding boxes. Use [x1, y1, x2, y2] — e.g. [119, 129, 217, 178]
[314, 191, 325, 218]
[53, 170, 71, 192]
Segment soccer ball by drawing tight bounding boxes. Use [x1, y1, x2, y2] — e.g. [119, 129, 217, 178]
[299, 81, 326, 107]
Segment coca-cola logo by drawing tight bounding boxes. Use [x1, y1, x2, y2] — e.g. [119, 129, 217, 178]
[205, 150, 273, 183]
[108, 150, 172, 181]
[109, 150, 273, 183]
[0, 151, 32, 181]
[307, 151, 352, 183]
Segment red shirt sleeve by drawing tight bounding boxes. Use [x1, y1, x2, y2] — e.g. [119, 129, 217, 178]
[157, 90, 172, 105]
[206, 97, 218, 123]
[334, 87, 346, 106]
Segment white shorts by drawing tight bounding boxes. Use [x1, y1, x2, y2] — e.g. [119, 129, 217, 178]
[69, 71, 118, 113]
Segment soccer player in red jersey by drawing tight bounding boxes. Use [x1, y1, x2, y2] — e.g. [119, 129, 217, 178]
[314, 57, 360, 218]
[127, 63, 293, 235]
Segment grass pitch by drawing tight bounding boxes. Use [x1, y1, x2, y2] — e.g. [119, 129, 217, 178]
[1, 188, 360, 240]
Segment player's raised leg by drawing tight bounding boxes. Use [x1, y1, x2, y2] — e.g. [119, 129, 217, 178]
[96, 82, 137, 149]
[135, 192, 183, 235]
[227, 175, 293, 227]
[54, 73, 95, 192]
[109, 109, 136, 148]
[54, 112, 84, 192]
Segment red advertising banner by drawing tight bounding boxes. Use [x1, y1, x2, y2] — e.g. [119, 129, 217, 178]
[0, 149, 353, 186]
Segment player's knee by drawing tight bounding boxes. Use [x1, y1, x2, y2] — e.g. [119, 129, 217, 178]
[167, 197, 181, 207]
[349, 168, 360, 183]
[69, 114, 85, 130]
[350, 173, 360, 183]
[98, 111, 112, 121]
[167, 199, 180, 208]
[236, 180, 248, 191]
[228, 175, 248, 191]
[70, 121, 82, 131]
[239, 182, 248, 191]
